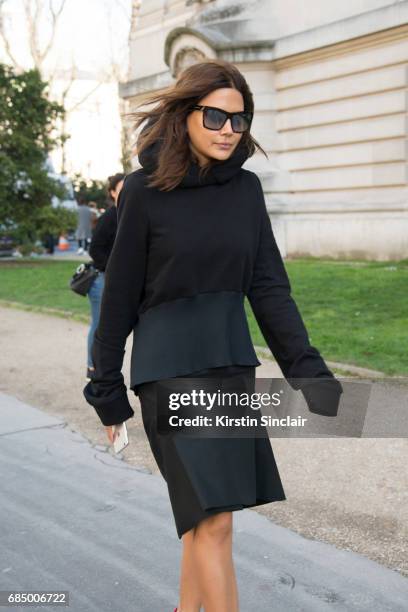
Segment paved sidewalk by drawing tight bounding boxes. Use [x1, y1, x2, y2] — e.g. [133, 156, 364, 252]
[0, 392, 407, 612]
[1, 305, 407, 579]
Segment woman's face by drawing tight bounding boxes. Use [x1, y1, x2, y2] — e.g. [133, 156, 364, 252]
[186, 88, 245, 167]
[110, 180, 124, 205]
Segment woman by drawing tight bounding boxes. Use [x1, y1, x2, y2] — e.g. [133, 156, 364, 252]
[75, 196, 92, 254]
[83, 60, 342, 611]
[86, 173, 124, 381]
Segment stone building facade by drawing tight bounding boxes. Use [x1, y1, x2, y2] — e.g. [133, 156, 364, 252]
[119, 0, 408, 260]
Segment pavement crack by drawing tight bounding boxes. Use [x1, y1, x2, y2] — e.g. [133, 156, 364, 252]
[93, 452, 133, 469]
[93, 452, 152, 474]
[0, 422, 66, 437]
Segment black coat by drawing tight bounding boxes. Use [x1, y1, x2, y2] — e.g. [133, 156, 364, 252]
[89, 205, 117, 272]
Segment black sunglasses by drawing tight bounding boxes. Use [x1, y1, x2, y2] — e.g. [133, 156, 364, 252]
[192, 105, 253, 133]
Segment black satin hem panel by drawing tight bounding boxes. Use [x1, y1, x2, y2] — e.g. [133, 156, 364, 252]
[130, 291, 261, 393]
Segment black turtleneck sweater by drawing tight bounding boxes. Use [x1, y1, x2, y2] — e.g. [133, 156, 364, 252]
[83, 136, 342, 426]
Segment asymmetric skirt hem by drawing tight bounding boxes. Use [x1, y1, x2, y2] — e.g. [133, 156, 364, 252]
[176, 495, 287, 540]
[138, 365, 286, 539]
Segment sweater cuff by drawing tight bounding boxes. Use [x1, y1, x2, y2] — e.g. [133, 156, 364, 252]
[284, 347, 336, 390]
[83, 381, 135, 426]
[300, 378, 343, 417]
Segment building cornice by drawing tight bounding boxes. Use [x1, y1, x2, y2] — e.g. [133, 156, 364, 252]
[120, 2, 408, 99]
[119, 70, 174, 100]
[164, 24, 275, 66]
[273, 2, 408, 67]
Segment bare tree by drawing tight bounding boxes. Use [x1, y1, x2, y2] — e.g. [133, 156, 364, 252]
[24, 0, 66, 73]
[0, 0, 23, 69]
[101, 0, 135, 172]
[0, 0, 132, 175]
[0, 0, 66, 75]
[57, 64, 107, 174]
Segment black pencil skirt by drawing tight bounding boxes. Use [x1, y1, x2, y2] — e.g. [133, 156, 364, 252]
[137, 365, 286, 539]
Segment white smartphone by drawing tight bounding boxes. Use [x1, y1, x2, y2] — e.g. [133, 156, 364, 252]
[112, 422, 129, 453]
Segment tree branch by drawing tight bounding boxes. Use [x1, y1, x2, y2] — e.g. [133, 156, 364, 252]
[0, 0, 24, 69]
[40, 0, 66, 64]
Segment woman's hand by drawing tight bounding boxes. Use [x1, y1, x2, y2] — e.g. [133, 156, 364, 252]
[105, 425, 120, 445]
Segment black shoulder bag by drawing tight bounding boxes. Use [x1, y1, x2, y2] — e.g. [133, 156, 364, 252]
[69, 261, 99, 296]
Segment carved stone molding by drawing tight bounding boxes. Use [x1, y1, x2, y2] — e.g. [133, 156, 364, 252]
[166, 31, 217, 77]
[129, 1, 142, 42]
[186, 0, 215, 6]
[174, 47, 206, 77]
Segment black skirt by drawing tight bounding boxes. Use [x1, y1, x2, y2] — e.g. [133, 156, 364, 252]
[137, 365, 286, 539]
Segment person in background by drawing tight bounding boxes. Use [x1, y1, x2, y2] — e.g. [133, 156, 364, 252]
[88, 201, 101, 234]
[85, 173, 125, 381]
[42, 232, 55, 255]
[75, 196, 92, 254]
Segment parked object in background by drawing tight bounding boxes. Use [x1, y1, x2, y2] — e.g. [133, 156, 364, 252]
[0, 226, 18, 257]
[57, 235, 70, 251]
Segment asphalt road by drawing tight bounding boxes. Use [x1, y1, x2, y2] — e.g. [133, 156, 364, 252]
[0, 392, 407, 612]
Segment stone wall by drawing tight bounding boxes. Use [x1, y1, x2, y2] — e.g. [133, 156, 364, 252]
[120, 0, 408, 259]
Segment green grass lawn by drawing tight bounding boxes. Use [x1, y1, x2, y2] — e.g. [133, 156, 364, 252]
[1, 258, 407, 375]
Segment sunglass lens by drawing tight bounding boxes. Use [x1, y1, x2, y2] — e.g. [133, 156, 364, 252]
[203, 108, 226, 130]
[231, 114, 251, 133]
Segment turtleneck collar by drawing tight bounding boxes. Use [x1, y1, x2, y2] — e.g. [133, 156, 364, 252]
[137, 120, 251, 189]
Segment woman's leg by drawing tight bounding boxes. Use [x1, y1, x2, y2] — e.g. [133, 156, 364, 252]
[179, 528, 202, 612]
[86, 274, 104, 369]
[180, 511, 238, 612]
[178, 513, 238, 612]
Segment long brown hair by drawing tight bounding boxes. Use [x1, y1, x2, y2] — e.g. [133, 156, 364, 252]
[132, 59, 268, 191]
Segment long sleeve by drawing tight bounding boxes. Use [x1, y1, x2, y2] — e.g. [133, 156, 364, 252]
[83, 173, 149, 426]
[89, 206, 117, 271]
[246, 175, 342, 415]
